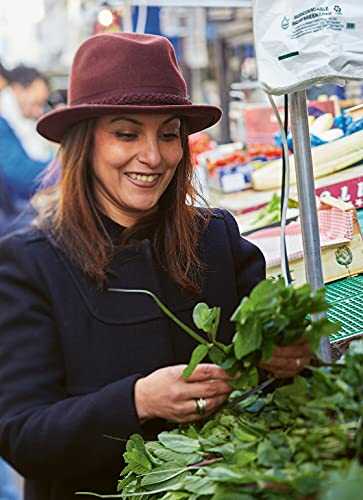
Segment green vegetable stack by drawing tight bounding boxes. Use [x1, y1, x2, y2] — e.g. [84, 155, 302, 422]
[248, 194, 299, 231]
[82, 279, 363, 499]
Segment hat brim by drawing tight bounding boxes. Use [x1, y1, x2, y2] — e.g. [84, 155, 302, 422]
[36, 104, 222, 143]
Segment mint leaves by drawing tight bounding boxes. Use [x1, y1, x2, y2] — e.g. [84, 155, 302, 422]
[114, 341, 363, 499]
[99, 279, 361, 500]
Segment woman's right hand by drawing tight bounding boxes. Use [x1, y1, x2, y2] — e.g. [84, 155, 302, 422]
[134, 364, 233, 424]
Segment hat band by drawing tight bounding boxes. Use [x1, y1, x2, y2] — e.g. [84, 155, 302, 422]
[72, 93, 192, 106]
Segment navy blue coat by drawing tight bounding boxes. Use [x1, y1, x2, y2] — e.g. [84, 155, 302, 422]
[0, 208, 265, 500]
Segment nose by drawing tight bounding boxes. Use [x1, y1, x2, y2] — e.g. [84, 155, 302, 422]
[137, 136, 162, 169]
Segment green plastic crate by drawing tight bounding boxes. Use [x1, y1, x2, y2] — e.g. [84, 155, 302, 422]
[325, 274, 363, 343]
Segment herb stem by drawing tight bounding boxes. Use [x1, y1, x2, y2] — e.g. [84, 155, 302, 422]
[109, 288, 209, 346]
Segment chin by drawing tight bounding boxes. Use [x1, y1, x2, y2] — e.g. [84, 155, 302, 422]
[129, 202, 157, 214]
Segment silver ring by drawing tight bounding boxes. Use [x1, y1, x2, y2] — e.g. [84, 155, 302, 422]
[195, 397, 207, 416]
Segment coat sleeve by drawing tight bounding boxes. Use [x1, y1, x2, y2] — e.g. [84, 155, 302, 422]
[222, 209, 266, 298]
[0, 235, 143, 480]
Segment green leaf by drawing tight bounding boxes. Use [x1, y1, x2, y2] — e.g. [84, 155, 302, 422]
[140, 466, 187, 487]
[305, 318, 340, 353]
[249, 278, 281, 304]
[123, 434, 152, 474]
[212, 484, 255, 500]
[146, 442, 200, 466]
[184, 475, 215, 495]
[182, 344, 210, 379]
[234, 323, 262, 360]
[257, 439, 283, 467]
[320, 461, 363, 500]
[193, 303, 221, 341]
[159, 493, 190, 500]
[117, 472, 134, 492]
[233, 426, 258, 443]
[123, 477, 187, 497]
[158, 432, 200, 454]
[206, 466, 256, 484]
[208, 345, 227, 365]
[207, 442, 235, 458]
[230, 297, 252, 324]
[261, 336, 275, 361]
[233, 449, 256, 467]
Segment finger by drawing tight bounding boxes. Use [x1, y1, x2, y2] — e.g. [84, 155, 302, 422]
[272, 343, 311, 358]
[184, 380, 232, 400]
[264, 353, 311, 368]
[170, 398, 211, 421]
[207, 394, 229, 413]
[174, 394, 228, 423]
[261, 355, 311, 372]
[186, 364, 233, 382]
[262, 357, 311, 377]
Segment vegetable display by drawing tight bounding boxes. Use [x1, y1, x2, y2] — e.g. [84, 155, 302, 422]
[246, 194, 299, 232]
[252, 129, 363, 191]
[80, 279, 363, 499]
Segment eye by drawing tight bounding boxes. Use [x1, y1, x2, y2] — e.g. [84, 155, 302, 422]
[114, 131, 137, 141]
[161, 132, 180, 141]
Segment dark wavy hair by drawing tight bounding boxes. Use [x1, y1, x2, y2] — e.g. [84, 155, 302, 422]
[33, 119, 210, 294]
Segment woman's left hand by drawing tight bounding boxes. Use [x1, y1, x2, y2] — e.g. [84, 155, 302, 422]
[259, 338, 312, 378]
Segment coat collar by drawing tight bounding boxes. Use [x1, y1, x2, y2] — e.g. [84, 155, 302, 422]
[51, 224, 199, 325]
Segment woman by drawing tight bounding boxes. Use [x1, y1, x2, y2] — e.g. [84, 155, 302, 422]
[0, 33, 311, 500]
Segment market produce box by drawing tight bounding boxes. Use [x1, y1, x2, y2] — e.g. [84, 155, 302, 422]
[246, 196, 363, 286]
[209, 163, 363, 223]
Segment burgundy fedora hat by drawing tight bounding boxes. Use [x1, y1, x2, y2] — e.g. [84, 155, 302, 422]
[37, 32, 221, 143]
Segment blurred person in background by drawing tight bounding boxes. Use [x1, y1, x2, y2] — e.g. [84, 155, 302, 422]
[0, 61, 16, 229]
[0, 61, 11, 91]
[0, 65, 52, 235]
[0, 59, 25, 500]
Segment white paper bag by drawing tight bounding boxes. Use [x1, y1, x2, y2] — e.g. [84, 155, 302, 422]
[253, 0, 363, 95]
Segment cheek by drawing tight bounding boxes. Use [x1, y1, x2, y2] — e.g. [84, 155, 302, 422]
[165, 144, 183, 171]
[93, 139, 126, 177]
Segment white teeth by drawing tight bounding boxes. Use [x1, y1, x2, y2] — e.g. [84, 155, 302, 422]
[127, 173, 159, 183]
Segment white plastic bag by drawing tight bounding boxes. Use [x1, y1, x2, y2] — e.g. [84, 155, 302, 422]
[253, 0, 363, 95]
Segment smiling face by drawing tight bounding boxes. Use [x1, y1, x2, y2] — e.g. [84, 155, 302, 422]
[91, 113, 183, 227]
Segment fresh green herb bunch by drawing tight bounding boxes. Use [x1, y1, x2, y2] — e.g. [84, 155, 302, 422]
[78, 341, 363, 498]
[77, 279, 354, 499]
[109, 278, 340, 390]
[104, 340, 362, 500]
[225, 278, 340, 388]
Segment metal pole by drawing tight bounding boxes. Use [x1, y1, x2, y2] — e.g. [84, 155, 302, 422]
[290, 90, 331, 363]
[213, 37, 231, 143]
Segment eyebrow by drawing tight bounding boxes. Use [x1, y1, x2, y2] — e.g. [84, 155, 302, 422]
[109, 115, 181, 126]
